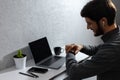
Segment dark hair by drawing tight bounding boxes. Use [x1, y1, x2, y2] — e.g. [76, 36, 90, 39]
[81, 0, 117, 25]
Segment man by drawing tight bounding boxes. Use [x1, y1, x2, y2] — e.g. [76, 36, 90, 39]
[65, 0, 120, 80]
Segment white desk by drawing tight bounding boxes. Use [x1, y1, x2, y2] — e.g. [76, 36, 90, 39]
[0, 52, 89, 80]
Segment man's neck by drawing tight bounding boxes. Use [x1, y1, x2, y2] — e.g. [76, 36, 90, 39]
[104, 23, 117, 34]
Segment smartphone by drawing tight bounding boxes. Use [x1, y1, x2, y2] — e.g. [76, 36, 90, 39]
[27, 67, 48, 73]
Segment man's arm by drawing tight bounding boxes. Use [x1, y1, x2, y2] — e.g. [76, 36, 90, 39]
[80, 45, 100, 56]
[65, 44, 99, 56]
[66, 45, 119, 80]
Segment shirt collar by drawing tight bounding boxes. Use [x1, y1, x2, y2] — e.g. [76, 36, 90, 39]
[101, 25, 119, 42]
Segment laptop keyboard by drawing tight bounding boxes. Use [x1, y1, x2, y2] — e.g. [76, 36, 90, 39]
[40, 56, 62, 66]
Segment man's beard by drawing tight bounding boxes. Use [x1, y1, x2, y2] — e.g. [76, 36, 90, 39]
[94, 23, 104, 36]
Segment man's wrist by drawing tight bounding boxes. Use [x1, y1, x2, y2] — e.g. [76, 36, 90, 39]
[68, 51, 75, 55]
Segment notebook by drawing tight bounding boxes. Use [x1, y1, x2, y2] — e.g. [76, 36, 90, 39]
[28, 37, 65, 69]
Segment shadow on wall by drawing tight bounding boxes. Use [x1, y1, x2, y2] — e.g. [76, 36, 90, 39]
[0, 46, 33, 71]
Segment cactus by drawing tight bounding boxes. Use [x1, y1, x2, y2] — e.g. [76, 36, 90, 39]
[16, 50, 24, 58]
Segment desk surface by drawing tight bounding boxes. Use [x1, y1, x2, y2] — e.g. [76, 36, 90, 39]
[0, 52, 89, 80]
[0, 59, 66, 80]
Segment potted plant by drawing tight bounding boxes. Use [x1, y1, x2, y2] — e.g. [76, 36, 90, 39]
[13, 49, 27, 69]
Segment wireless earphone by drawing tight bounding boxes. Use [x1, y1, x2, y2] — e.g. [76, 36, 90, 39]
[102, 21, 105, 27]
[103, 21, 105, 24]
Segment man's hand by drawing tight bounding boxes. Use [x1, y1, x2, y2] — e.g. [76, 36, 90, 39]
[65, 44, 83, 55]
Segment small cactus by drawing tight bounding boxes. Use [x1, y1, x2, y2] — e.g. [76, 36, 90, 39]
[16, 50, 24, 58]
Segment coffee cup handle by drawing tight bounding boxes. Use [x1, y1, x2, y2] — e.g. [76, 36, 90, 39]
[60, 48, 64, 53]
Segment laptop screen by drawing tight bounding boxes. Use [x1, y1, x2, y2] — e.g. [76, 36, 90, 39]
[29, 37, 52, 64]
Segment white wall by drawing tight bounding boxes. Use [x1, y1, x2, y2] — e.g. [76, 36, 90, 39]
[0, 0, 102, 71]
[113, 0, 120, 25]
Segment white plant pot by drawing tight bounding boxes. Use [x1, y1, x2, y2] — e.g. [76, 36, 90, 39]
[13, 56, 27, 69]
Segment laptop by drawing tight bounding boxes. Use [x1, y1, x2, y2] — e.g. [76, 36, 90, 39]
[28, 37, 65, 69]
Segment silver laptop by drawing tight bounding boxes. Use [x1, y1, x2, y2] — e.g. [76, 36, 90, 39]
[28, 37, 65, 69]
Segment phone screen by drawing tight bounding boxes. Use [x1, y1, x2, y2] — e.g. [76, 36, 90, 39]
[28, 67, 48, 73]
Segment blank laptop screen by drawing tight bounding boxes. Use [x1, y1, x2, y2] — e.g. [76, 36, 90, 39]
[29, 37, 52, 64]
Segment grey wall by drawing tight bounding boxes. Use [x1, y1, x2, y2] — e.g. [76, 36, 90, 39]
[0, 1, 119, 80]
[113, 0, 120, 25]
[0, 0, 102, 71]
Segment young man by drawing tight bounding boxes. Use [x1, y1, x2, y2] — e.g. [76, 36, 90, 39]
[65, 0, 120, 80]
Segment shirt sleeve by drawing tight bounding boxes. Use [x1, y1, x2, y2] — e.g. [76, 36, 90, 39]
[80, 45, 100, 56]
[66, 44, 119, 80]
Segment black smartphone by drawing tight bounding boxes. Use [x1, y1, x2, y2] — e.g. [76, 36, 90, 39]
[27, 67, 48, 73]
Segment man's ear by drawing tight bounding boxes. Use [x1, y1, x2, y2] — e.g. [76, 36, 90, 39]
[100, 17, 108, 27]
